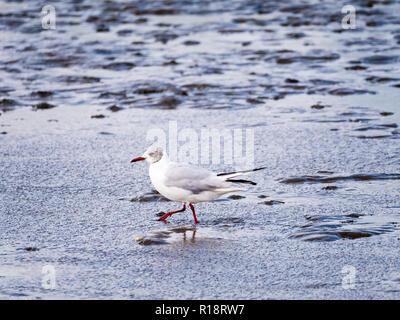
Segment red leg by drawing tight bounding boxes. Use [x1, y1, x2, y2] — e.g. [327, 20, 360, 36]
[189, 203, 199, 224]
[158, 203, 186, 222]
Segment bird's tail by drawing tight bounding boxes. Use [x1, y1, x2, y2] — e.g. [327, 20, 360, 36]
[217, 167, 266, 185]
[225, 178, 257, 185]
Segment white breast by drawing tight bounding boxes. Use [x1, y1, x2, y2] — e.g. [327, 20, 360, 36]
[149, 159, 188, 202]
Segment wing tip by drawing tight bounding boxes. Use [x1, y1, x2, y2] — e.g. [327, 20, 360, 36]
[217, 166, 266, 176]
[226, 178, 257, 185]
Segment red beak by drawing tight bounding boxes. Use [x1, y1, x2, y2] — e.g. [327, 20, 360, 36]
[131, 157, 146, 163]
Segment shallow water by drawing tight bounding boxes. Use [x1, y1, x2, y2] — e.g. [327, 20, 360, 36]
[0, 0, 399, 299]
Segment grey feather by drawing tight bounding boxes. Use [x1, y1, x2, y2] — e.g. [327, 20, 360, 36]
[164, 163, 226, 194]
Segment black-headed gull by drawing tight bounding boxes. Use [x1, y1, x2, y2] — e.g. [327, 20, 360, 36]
[131, 145, 264, 224]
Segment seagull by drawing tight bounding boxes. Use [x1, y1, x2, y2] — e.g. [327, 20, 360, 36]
[131, 145, 264, 224]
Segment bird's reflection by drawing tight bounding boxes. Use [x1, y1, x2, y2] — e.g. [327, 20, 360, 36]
[137, 224, 198, 245]
[182, 228, 197, 243]
[167, 225, 197, 244]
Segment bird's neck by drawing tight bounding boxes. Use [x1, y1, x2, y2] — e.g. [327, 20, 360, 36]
[149, 155, 170, 183]
[150, 154, 169, 170]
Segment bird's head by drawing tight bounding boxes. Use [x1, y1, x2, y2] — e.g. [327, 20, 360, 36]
[131, 145, 164, 164]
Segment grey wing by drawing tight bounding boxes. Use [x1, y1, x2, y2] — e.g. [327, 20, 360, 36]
[164, 163, 225, 194]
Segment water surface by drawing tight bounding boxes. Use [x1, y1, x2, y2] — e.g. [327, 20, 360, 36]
[0, 0, 399, 299]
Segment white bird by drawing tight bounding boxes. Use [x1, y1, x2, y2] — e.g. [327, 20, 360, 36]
[131, 145, 264, 224]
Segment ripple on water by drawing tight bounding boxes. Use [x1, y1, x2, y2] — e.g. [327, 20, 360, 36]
[361, 55, 400, 65]
[128, 190, 170, 203]
[290, 214, 399, 241]
[280, 173, 400, 184]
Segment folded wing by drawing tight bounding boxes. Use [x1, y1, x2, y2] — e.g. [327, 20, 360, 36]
[164, 163, 228, 194]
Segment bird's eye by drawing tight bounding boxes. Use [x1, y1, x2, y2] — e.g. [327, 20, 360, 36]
[149, 152, 155, 156]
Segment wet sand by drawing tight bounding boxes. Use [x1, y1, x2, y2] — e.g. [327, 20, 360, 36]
[0, 0, 400, 299]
